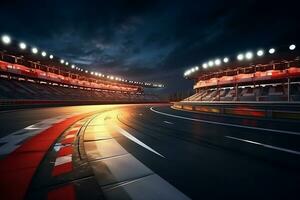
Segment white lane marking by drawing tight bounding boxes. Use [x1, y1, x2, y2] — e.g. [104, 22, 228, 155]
[163, 121, 174, 125]
[150, 107, 300, 136]
[24, 125, 41, 130]
[54, 154, 72, 166]
[114, 125, 165, 158]
[226, 136, 300, 156]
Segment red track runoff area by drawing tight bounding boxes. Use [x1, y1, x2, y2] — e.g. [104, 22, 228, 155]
[0, 112, 92, 200]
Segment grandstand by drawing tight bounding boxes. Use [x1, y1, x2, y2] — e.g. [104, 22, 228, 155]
[182, 44, 300, 102]
[0, 34, 163, 104]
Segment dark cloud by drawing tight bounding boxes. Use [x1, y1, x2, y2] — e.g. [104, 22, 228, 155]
[1, 0, 299, 94]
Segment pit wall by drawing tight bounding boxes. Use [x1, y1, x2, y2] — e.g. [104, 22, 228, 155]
[172, 102, 300, 121]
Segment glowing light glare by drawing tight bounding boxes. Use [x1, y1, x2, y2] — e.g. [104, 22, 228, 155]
[91, 72, 94, 75]
[245, 52, 253, 60]
[195, 66, 199, 70]
[208, 60, 214, 67]
[202, 63, 208, 69]
[289, 44, 296, 50]
[71, 64, 75, 69]
[191, 68, 195, 72]
[32, 47, 38, 54]
[60, 59, 65, 64]
[19, 42, 27, 50]
[269, 48, 275, 54]
[223, 57, 229, 63]
[214, 59, 221, 66]
[237, 54, 244, 61]
[85, 70, 88, 73]
[41, 51, 47, 57]
[49, 54, 54, 59]
[65, 62, 69, 65]
[1, 35, 11, 44]
[257, 50, 264, 56]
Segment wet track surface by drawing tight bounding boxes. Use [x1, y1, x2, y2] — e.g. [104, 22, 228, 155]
[0, 104, 300, 199]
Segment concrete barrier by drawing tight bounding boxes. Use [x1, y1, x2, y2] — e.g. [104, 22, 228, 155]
[173, 102, 300, 121]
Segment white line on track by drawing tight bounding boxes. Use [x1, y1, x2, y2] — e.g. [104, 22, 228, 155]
[225, 136, 300, 155]
[150, 107, 300, 136]
[163, 121, 174, 125]
[114, 125, 165, 158]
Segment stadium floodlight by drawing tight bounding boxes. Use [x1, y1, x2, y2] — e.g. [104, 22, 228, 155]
[257, 50, 264, 56]
[214, 59, 221, 66]
[208, 60, 214, 67]
[71, 64, 75, 69]
[268, 48, 275, 54]
[80, 69, 83, 71]
[237, 54, 244, 61]
[245, 52, 253, 60]
[91, 72, 94, 75]
[65, 62, 69, 66]
[85, 70, 88, 73]
[110, 76, 114, 80]
[49, 54, 54, 59]
[223, 57, 229, 63]
[95, 72, 98, 76]
[191, 68, 195, 72]
[19, 42, 27, 50]
[289, 44, 296, 50]
[60, 59, 65, 64]
[32, 47, 38, 54]
[195, 66, 199, 70]
[41, 51, 47, 57]
[202, 63, 208, 69]
[1, 35, 11, 44]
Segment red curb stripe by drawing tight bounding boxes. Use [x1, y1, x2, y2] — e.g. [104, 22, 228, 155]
[57, 146, 73, 157]
[52, 162, 73, 177]
[48, 184, 76, 200]
[65, 129, 79, 136]
[61, 137, 75, 145]
[0, 113, 89, 200]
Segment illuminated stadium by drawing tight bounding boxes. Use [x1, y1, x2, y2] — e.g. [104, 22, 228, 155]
[0, 34, 164, 106]
[181, 44, 300, 102]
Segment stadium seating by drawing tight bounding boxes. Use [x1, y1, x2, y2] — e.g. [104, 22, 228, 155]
[0, 78, 160, 102]
[183, 83, 300, 102]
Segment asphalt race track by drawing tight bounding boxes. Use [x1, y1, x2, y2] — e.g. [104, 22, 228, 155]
[0, 104, 299, 200]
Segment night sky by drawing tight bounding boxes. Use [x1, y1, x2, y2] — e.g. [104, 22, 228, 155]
[1, 0, 299, 94]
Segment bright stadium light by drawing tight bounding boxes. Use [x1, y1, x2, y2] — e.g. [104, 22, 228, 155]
[65, 62, 69, 66]
[32, 47, 38, 54]
[195, 66, 199, 70]
[49, 54, 54, 59]
[71, 64, 75, 69]
[268, 48, 275, 54]
[208, 60, 214, 67]
[214, 59, 221, 66]
[202, 63, 208, 69]
[60, 59, 65, 64]
[223, 57, 229, 63]
[1, 35, 11, 44]
[85, 70, 88, 73]
[19, 42, 27, 50]
[245, 52, 253, 60]
[257, 50, 264, 56]
[289, 44, 296, 50]
[41, 51, 47, 57]
[191, 68, 195, 72]
[237, 54, 244, 61]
